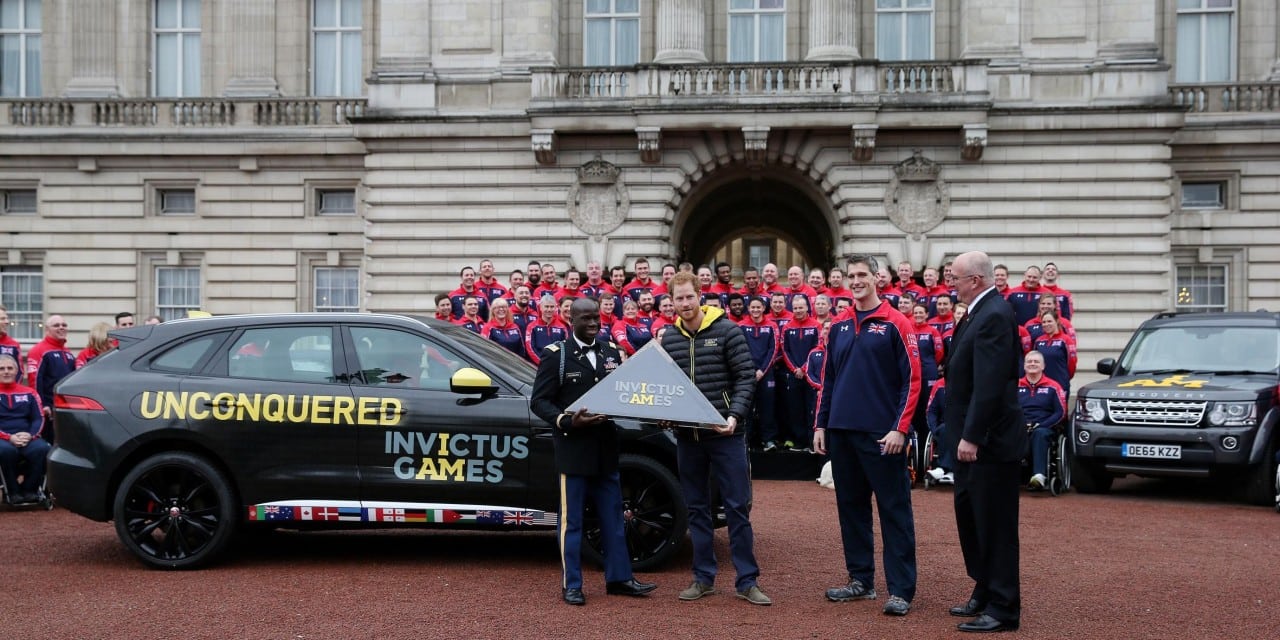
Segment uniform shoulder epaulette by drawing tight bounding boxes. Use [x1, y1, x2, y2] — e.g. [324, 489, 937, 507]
[546, 344, 561, 352]
[606, 341, 618, 350]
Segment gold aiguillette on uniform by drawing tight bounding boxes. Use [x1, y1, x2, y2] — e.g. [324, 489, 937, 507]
[566, 341, 729, 429]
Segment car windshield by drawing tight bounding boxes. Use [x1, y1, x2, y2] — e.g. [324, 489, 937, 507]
[430, 321, 536, 387]
[1117, 325, 1280, 375]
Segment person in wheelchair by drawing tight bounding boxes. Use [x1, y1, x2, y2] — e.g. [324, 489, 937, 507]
[924, 365, 953, 485]
[0, 354, 51, 505]
[1017, 350, 1066, 491]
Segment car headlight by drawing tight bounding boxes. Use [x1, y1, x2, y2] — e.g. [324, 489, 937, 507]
[1207, 402, 1256, 427]
[1076, 396, 1105, 422]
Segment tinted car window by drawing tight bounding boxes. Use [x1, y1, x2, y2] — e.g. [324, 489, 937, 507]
[429, 321, 535, 387]
[1118, 326, 1280, 374]
[227, 327, 338, 383]
[350, 326, 469, 390]
[151, 335, 223, 372]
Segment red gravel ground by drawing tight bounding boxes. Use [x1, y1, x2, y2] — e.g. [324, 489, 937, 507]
[3, 477, 1278, 640]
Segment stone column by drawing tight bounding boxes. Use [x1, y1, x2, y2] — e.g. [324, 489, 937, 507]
[960, 0, 1022, 63]
[1098, 0, 1159, 62]
[63, 0, 120, 97]
[805, 0, 859, 61]
[223, 0, 280, 96]
[653, 0, 707, 64]
[1271, 10, 1280, 80]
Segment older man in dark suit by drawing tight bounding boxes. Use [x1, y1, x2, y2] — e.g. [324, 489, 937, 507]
[531, 297, 657, 606]
[943, 251, 1027, 633]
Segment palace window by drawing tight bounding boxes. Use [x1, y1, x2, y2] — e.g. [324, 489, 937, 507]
[154, 0, 201, 97]
[313, 0, 362, 96]
[156, 266, 202, 321]
[1175, 0, 1234, 83]
[728, 0, 785, 63]
[875, 0, 934, 61]
[585, 0, 639, 66]
[1174, 264, 1227, 313]
[0, 0, 40, 97]
[0, 266, 42, 341]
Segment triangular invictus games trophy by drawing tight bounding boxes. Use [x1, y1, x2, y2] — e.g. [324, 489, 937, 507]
[566, 340, 728, 429]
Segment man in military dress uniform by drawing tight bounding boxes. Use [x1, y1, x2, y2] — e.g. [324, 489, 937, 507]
[531, 297, 657, 605]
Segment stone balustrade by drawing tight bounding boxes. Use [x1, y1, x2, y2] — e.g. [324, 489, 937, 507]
[1, 97, 367, 128]
[531, 60, 988, 104]
[1170, 83, 1280, 113]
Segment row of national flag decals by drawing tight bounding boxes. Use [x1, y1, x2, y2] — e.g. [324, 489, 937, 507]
[246, 504, 558, 526]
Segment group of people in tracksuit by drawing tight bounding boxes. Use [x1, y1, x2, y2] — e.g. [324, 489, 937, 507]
[495, 252, 1077, 624]
[437, 258, 1079, 488]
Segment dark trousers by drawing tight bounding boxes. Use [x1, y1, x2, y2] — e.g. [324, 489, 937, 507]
[1029, 427, 1056, 477]
[931, 424, 957, 472]
[748, 376, 779, 446]
[771, 367, 791, 442]
[827, 429, 917, 601]
[953, 460, 1021, 622]
[558, 471, 632, 590]
[783, 375, 816, 446]
[0, 438, 51, 497]
[677, 434, 760, 592]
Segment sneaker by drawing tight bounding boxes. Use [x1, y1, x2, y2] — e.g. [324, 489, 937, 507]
[783, 440, 796, 450]
[762, 441, 778, 452]
[736, 585, 772, 606]
[926, 467, 946, 481]
[939, 472, 954, 485]
[883, 595, 911, 616]
[826, 579, 877, 602]
[1029, 473, 1046, 490]
[679, 581, 716, 601]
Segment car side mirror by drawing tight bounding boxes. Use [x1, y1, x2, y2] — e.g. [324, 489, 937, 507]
[1097, 358, 1116, 376]
[450, 367, 498, 397]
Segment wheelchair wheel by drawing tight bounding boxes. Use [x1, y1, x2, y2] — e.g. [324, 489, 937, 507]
[1056, 434, 1072, 492]
[921, 432, 936, 490]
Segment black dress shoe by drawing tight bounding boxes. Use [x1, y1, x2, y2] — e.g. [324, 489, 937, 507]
[958, 613, 1019, 633]
[562, 588, 586, 606]
[605, 579, 657, 596]
[950, 598, 986, 617]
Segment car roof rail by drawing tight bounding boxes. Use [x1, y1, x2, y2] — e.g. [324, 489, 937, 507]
[1152, 311, 1181, 320]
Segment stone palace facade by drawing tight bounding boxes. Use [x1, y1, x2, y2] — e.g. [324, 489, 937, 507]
[1, 0, 1278, 367]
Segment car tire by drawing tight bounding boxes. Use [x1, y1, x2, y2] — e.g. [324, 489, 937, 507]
[1070, 455, 1113, 494]
[1242, 435, 1277, 507]
[113, 452, 238, 570]
[583, 453, 688, 573]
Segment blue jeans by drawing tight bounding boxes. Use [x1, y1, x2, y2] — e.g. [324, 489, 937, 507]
[558, 471, 632, 590]
[0, 437, 51, 496]
[677, 433, 760, 592]
[826, 429, 917, 601]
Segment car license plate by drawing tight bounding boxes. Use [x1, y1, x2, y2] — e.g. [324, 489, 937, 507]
[1121, 443, 1181, 459]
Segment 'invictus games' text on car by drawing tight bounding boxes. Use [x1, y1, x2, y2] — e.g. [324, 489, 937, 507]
[1070, 311, 1279, 507]
[48, 314, 689, 569]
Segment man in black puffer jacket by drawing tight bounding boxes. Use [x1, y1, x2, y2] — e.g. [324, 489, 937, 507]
[661, 272, 770, 606]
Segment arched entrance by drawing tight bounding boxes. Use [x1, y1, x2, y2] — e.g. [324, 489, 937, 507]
[672, 166, 838, 272]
